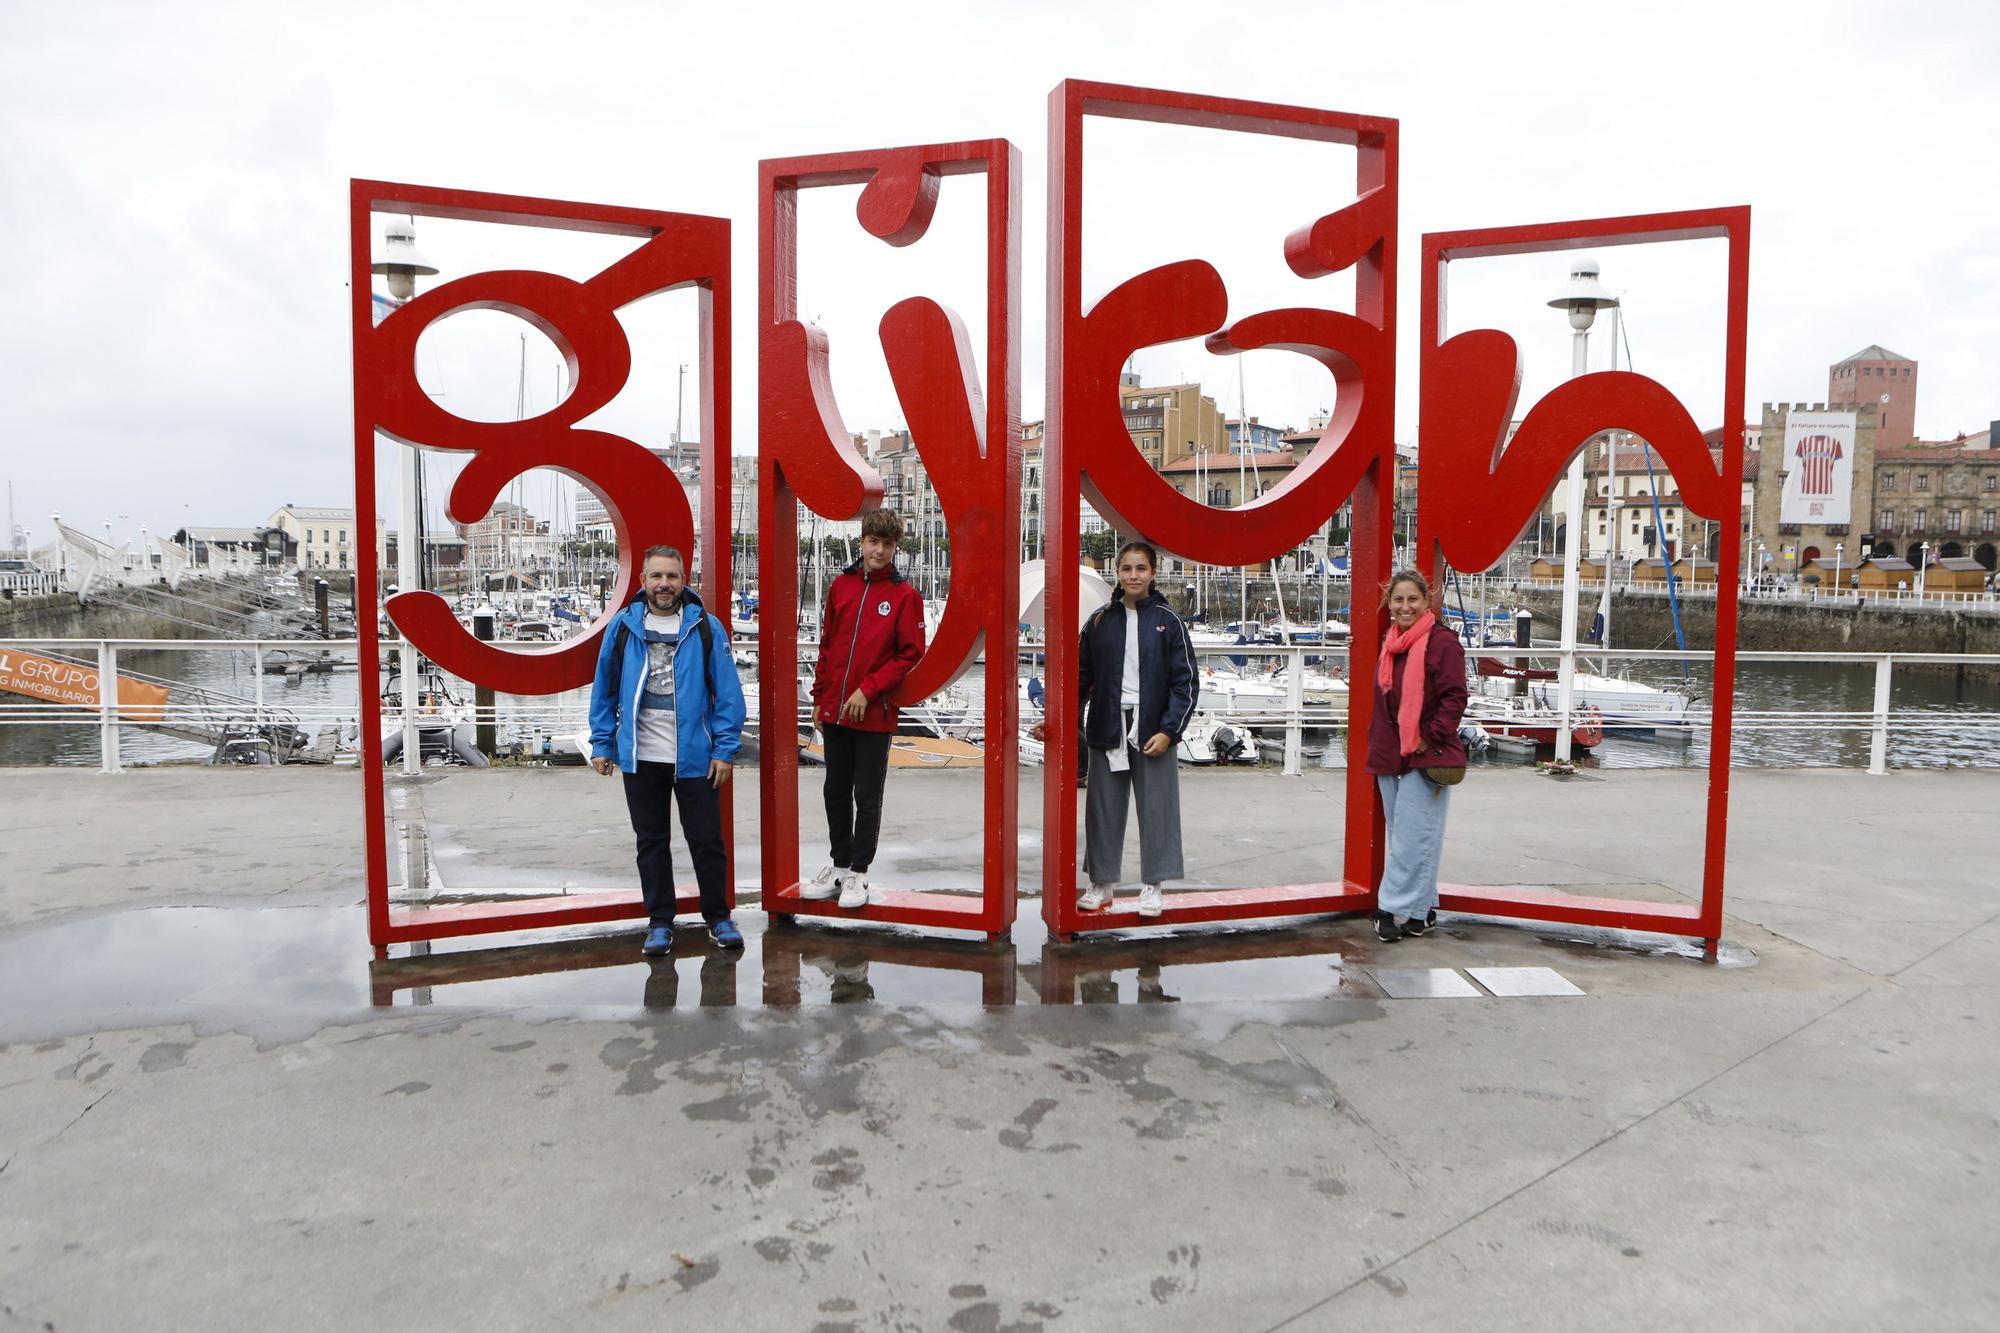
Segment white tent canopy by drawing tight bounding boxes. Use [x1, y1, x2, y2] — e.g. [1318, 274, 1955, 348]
[1017, 559, 1112, 630]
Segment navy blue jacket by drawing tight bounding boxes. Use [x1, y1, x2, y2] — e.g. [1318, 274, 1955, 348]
[1077, 589, 1196, 748]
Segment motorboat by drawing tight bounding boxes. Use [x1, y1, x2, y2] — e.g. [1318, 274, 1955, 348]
[1177, 714, 1255, 765]
[1471, 656, 1691, 729]
[380, 665, 488, 767]
[1195, 665, 1289, 718]
[1462, 694, 1602, 750]
[1265, 663, 1349, 706]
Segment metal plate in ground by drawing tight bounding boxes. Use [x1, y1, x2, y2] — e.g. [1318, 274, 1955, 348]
[1465, 966, 1585, 997]
[1369, 967, 1482, 999]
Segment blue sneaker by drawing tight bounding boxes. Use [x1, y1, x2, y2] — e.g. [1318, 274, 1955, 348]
[642, 924, 673, 956]
[709, 919, 744, 950]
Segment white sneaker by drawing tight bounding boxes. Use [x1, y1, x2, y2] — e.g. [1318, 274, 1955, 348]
[837, 871, 870, 910]
[1137, 883, 1164, 917]
[1077, 882, 1115, 911]
[802, 864, 841, 900]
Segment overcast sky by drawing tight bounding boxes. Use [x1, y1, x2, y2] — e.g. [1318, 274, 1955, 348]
[4, 0, 1995, 549]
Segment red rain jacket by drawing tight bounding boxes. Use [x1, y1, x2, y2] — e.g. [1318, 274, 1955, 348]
[810, 560, 925, 733]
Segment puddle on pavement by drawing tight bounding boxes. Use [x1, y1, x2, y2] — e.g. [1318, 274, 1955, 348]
[0, 892, 1751, 1036]
[365, 911, 1385, 1009]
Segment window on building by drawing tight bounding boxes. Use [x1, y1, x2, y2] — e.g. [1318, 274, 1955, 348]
[1985, 473, 1997, 491]
[1983, 511, 1996, 535]
[1914, 508, 1928, 530]
[338, 530, 348, 544]
[1915, 475, 1930, 491]
[322, 529, 331, 542]
[1879, 510, 1895, 531]
[1947, 510, 1962, 533]
[1881, 472, 1897, 489]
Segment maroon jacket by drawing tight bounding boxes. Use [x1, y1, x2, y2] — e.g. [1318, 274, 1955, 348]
[1366, 627, 1469, 776]
[811, 560, 925, 733]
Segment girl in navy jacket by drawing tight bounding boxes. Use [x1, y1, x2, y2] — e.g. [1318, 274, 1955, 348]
[1042, 539, 1194, 919]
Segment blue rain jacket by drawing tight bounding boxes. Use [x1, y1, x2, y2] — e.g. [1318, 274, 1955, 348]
[588, 587, 746, 775]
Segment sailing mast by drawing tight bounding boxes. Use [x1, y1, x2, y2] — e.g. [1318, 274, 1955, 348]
[1597, 302, 1620, 676]
[1236, 359, 1249, 633]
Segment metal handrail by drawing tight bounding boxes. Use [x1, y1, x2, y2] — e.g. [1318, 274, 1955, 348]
[1496, 576, 2000, 609]
[4, 634, 1997, 777]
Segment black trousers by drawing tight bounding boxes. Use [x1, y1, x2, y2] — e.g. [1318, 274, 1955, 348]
[822, 724, 892, 873]
[621, 760, 729, 926]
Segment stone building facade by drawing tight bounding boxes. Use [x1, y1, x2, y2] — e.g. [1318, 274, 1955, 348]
[1870, 444, 2000, 571]
[1749, 402, 1883, 575]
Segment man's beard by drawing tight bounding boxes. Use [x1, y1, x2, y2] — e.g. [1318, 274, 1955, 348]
[648, 590, 680, 612]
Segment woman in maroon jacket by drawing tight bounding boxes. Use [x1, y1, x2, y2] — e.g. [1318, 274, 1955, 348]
[804, 509, 926, 910]
[1366, 569, 1468, 942]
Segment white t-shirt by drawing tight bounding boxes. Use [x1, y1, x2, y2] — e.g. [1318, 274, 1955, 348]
[634, 607, 682, 764]
[1120, 603, 1141, 706]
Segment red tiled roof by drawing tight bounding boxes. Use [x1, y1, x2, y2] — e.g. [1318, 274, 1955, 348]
[1158, 450, 1298, 474]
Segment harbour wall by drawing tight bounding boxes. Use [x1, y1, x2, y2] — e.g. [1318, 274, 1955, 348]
[0, 591, 201, 641]
[0, 575, 288, 643]
[1500, 585, 2000, 675]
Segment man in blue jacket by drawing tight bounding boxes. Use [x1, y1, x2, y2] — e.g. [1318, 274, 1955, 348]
[589, 545, 747, 956]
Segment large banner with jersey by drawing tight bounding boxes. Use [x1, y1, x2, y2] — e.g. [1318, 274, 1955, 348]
[1779, 409, 1856, 525]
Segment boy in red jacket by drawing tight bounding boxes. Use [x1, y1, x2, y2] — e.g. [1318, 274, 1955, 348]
[804, 508, 926, 909]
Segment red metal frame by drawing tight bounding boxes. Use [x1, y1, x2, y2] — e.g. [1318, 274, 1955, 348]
[757, 141, 1022, 940]
[1417, 208, 1751, 947]
[349, 180, 732, 956]
[1042, 80, 1397, 939]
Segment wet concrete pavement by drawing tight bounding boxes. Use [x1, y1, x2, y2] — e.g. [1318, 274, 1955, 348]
[1, 766, 1996, 1329]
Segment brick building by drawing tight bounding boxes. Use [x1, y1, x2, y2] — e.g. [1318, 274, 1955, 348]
[1828, 344, 1917, 447]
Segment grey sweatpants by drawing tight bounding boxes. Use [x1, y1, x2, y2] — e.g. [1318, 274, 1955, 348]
[1085, 733, 1184, 887]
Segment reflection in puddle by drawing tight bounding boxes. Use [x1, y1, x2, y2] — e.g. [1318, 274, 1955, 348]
[0, 895, 1754, 1036]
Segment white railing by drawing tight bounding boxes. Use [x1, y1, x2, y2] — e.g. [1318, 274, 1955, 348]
[4, 635, 1997, 778]
[1497, 576, 2000, 610]
[1, 571, 66, 597]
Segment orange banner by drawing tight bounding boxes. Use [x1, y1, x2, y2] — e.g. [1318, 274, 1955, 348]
[0, 649, 170, 723]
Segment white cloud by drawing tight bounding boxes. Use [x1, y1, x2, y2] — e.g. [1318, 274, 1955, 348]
[3, 0, 1996, 543]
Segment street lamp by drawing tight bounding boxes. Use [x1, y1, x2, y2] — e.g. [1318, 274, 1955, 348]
[1547, 258, 1618, 764]
[370, 219, 438, 303]
[371, 217, 438, 776]
[1916, 541, 1930, 596]
[1834, 542, 1844, 599]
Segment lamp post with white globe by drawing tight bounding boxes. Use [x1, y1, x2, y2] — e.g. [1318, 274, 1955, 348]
[1547, 259, 1619, 764]
[371, 219, 439, 775]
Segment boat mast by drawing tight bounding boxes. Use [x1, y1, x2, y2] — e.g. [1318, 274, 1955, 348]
[1602, 300, 1620, 677]
[1236, 358, 1249, 631]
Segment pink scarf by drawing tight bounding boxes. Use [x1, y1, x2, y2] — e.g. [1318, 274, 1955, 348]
[1377, 609, 1436, 756]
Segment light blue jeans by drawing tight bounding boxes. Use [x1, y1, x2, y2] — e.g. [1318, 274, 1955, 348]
[1377, 771, 1452, 920]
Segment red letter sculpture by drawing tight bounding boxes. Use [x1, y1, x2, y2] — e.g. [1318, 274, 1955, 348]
[350, 180, 732, 955]
[757, 142, 1022, 938]
[1416, 208, 1751, 949]
[1042, 81, 1399, 941]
